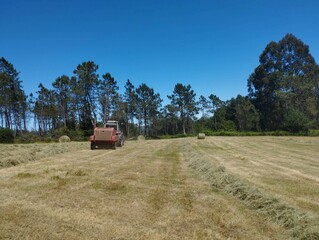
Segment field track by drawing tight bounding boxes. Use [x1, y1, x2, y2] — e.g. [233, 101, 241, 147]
[0, 137, 318, 239]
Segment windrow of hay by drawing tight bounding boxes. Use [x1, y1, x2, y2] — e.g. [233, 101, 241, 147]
[181, 141, 319, 240]
[0, 142, 87, 168]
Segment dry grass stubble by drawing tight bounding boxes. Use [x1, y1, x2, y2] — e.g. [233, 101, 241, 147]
[0, 142, 87, 168]
[0, 139, 288, 239]
[192, 137, 319, 213]
[184, 137, 319, 239]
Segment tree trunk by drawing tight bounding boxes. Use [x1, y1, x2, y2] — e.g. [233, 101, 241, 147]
[214, 115, 217, 130]
[0, 111, 3, 128]
[4, 109, 11, 129]
[23, 112, 27, 132]
[182, 120, 186, 135]
[144, 111, 147, 136]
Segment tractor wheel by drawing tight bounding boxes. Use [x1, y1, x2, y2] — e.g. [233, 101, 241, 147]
[91, 143, 95, 150]
[117, 140, 123, 147]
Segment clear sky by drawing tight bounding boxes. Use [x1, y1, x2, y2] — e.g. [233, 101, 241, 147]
[1, 0, 319, 104]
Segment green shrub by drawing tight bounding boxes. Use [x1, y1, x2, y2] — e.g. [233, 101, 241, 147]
[308, 129, 319, 136]
[283, 107, 311, 132]
[220, 120, 236, 131]
[52, 126, 69, 138]
[15, 132, 38, 143]
[83, 129, 94, 138]
[0, 128, 14, 143]
[158, 134, 193, 139]
[69, 130, 87, 141]
[201, 129, 214, 136]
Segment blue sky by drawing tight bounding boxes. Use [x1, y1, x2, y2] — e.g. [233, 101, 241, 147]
[1, 0, 319, 104]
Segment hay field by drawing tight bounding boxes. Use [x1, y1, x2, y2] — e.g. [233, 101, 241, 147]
[0, 142, 87, 168]
[191, 137, 319, 214]
[0, 137, 318, 239]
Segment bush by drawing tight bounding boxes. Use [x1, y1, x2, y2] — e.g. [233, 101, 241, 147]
[0, 128, 14, 143]
[220, 120, 236, 131]
[283, 107, 311, 132]
[54, 128, 88, 141]
[201, 129, 214, 136]
[52, 126, 69, 138]
[69, 130, 87, 141]
[15, 132, 38, 143]
[158, 134, 193, 139]
[308, 129, 319, 136]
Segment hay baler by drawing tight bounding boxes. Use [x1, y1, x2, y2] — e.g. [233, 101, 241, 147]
[90, 121, 124, 150]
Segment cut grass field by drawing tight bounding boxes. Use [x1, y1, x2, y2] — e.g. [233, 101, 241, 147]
[190, 137, 319, 214]
[0, 137, 318, 239]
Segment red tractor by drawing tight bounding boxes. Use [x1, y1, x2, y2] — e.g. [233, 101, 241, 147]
[90, 121, 124, 150]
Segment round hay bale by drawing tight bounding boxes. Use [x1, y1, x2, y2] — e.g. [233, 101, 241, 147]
[197, 133, 205, 139]
[59, 135, 71, 143]
[137, 135, 145, 141]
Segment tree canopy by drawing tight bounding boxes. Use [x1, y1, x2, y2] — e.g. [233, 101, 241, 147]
[0, 57, 27, 132]
[248, 33, 319, 131]
[1, 33, 319, 139]
[168, 84, 198, 135]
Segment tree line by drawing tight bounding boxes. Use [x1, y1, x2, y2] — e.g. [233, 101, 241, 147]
[1, 33, 319, 140]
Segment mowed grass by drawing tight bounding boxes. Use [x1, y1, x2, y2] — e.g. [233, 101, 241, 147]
[0, 142, 87, 168]
[0, 137, 318, 239]
[191, 137, 319, 214]
[0, 139, 285, 239]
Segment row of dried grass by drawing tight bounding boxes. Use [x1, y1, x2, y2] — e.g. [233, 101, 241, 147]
[0, 142, 87, 168]
[181, 142, 319, 240]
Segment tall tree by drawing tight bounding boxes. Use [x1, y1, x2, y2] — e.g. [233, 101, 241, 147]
[52, 75, 73, 128]
[34, 84, 57, 134]
[208, 94, 223, 130]
[198, 95, 209, 118]
[28, 93, 37, 131]
[168, 84, 198, 135]
[226, 95, 259, 131]
[161, 104, 179, 135]
[69, 76, 83, 129]
[99, 73, 119, 125]
[73, 61, 99, 128]
[136, 83, 162, 136]
[248, 33, 319, 130]
[123, 79, 137, 137]
[0, 57, 27, 132]
[110, 94, 128, 133]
